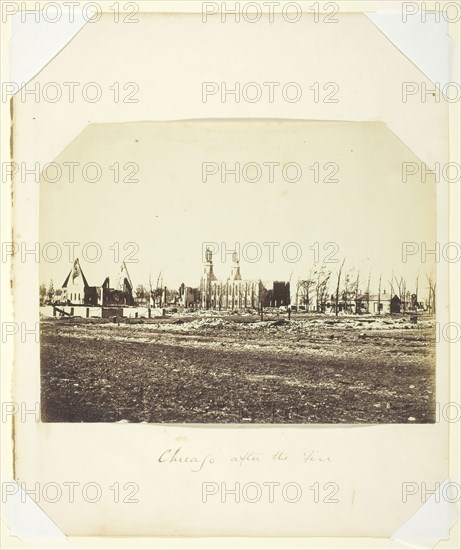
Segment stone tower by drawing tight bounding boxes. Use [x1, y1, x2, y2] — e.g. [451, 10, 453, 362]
[230, 251, 242, 281]
[201, 247, 217, 308]
[203, 247, 217, 281]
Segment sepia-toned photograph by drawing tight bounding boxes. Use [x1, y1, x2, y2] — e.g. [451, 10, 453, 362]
[39, 120, 437, 424]
[3, 3, 458, 544]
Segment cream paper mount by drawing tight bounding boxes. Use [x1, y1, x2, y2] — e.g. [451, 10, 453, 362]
[2, 2, 459, 547]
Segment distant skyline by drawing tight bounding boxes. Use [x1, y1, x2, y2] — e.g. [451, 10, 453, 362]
[40, 120, 436, 298]
[40, 249, 434, 301]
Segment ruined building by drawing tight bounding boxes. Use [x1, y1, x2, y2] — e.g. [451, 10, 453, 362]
[199, 248, 290, 310]
[60, 259, 135, 307]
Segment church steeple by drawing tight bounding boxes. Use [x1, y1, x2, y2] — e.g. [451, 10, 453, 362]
[230, 251, 242, 280]
[203, 247, 217, 281]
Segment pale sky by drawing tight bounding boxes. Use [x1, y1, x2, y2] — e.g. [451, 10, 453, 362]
[40, 120, 436, 298]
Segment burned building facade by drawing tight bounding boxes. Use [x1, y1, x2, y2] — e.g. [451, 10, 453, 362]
[199, 248, 290, 310]
[60, 259, 135, 307]
[265, 281, 291, 309]
[179, 284, 200, 309]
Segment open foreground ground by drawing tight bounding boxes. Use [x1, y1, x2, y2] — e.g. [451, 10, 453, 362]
[41, 313, 436, 423]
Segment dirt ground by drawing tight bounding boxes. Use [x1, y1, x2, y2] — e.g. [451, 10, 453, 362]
[40, 313, 436, 423]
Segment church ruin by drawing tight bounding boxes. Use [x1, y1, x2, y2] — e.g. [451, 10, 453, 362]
[199, 247, 290, 311]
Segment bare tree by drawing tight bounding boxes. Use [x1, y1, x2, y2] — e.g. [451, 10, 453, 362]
[147, 272, 164, 308]
[147, 275, 155, 316]
[342, 268, 356, 314]
[334, 259, 346, 316]
[392, 274, 407, 312]
[387, 270, 395, 298]
[297, 268, 316, 312]
[314, 265, 330, 312]
[366, 271, 371, 313]
[354, 271, 360, 314]
[148, 274, 154, 306]
[396, 275, 407, 312]
[401, 276, 407, 312]
[156, 272, 163, 307]
[135, 284, 148, 304]
[387, 272, 396, 314]
[426, 274, 436, 315]
[377, 274, 382, 315]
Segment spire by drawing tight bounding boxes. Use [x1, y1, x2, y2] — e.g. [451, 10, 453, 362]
[230, 251, 242, 281]
[203, 247, 217, 281]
